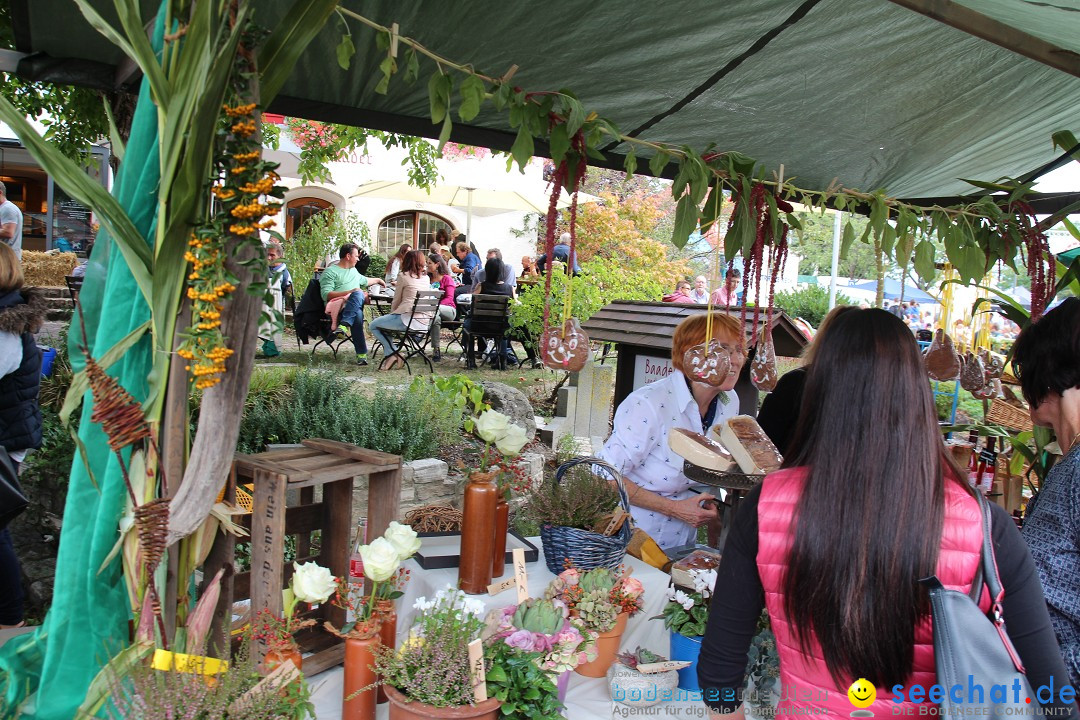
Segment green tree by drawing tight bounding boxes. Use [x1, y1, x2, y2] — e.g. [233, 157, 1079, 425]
[285, 209, 371, 292]
[282, 118, 441, 187]
[0, 4, 130, 164]
[790, 211, 880, 281]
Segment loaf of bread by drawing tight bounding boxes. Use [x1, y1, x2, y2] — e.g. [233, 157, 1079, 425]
[719, 415, 783, 475]
[668, 427, 737, 472]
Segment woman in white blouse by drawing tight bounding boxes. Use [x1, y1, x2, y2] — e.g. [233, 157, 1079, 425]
[598, 313, 744, 548]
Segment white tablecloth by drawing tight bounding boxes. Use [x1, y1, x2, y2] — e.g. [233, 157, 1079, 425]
[309, 537, 706, 719]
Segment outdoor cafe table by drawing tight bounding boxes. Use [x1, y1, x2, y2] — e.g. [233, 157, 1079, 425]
[309, 536, 705, 718]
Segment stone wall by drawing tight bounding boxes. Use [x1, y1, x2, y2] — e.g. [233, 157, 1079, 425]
[350, 451, 544, 528]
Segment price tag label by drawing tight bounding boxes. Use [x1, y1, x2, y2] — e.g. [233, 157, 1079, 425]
[980, 449, 997, 465]
[486, 577, 516, 595]
[513, 548, 529, 603]
[636, 660, 692, 674]
[601, 508, 629, 537]
[468, 638, 487, 702]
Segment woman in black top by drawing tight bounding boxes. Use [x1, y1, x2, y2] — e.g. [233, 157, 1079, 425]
[465, 257, 514, 366]
[698, 308, 1075, 718]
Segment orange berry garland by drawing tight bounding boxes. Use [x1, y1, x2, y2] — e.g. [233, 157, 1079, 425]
[179, 98, 284, 390]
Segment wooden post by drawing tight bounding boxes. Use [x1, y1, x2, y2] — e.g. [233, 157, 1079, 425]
[250, 467, 287, 659]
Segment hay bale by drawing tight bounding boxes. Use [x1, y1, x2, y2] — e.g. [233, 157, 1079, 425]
[22, 251, 78, 287]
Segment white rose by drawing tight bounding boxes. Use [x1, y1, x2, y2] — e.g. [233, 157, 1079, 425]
[359, 537, 401, 582]
[494, 423, 528, 456]
[291, 561, 337, 604]
[384, 521, 422, 561]
[475, 410, 511, 443]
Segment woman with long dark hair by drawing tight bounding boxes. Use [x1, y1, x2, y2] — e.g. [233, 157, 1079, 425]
[698, 309, 1075, 717]
[370, 249, 433, 370]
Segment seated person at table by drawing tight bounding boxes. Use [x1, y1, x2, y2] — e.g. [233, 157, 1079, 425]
[427, 253, 457, 362]
[370, 250, 435, 371]
[597, 313, 743, 548]
[471, 247, 516, 292]
[662, 280, 694, 303]
[385, 243, 412, 285]
[430, 228, 450, 256]
[520, 254, 539, 279]
[319, 243, 386, 366]
[536, 232, 582, 275]
[454, 239, 482, 287]
[464, 257, 515, 364]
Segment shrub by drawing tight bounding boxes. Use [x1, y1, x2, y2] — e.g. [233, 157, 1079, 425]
[233, 369, 460, 460]
[19, 409, 78, 527]
[510, 257, 667, 340]
[772, 285, 855, 328]
[366, 253, 387, 280]
[284, 209, 371, 293]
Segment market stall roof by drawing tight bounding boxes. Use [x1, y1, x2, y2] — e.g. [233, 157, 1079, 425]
[8, 0, 1080, 206]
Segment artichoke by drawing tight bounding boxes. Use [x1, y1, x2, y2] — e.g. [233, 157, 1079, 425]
[512, 598, 565, 635]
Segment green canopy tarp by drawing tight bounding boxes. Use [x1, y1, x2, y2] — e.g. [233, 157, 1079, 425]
[8, 0, 1080, 205]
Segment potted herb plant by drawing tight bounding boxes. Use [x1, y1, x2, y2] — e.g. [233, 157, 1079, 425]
[543, 566, 644, 677]
[653, 567, 717, 691]
[374, 588, 500, 720]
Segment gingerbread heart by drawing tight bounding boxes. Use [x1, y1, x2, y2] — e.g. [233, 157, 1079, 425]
[540, 317, 590, 372]
[924, 329, 961, 382]
[750, 336, 779, 392]
[980, 348, 1003, 379]
[960, 351, 986, 392]
[682, 339, 732, 387]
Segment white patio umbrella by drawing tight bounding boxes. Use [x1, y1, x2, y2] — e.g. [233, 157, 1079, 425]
[350, 179, 598, 239]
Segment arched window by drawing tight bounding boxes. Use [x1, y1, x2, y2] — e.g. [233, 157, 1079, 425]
[286, 196, 334, 239]
[376, 211, 454, 257]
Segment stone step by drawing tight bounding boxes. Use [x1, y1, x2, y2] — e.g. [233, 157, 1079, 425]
[46, 308, 72, 322]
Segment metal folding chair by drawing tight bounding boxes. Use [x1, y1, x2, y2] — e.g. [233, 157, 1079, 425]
[380, 290, 442, 374]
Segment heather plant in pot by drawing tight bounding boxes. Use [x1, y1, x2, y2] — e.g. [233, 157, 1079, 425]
[373, 587, 500, 719]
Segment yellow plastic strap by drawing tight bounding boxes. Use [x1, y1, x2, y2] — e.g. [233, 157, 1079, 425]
[151, 648, 229, 676]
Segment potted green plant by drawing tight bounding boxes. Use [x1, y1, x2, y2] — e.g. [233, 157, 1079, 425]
[653, 567, 717, 691]
[373, 588, 500, 720]
[484, 597, 598, 711]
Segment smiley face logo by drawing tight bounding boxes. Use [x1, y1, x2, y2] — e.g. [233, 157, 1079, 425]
[847, 678, 876, 708]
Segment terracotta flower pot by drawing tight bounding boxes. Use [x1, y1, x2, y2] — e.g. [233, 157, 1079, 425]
[343, 632, 380, 720]
[384, 684, 502, 720]
[264, 645, 302, 673]
[459, 471, 497, 594]
[492, 496, 509, 579]
[574, 612, 628, 677]
[375, 599, 398, 704]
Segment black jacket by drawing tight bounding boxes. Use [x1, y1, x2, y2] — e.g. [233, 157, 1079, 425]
[292, 278, 327, 344]
[0, 288, 45, 452]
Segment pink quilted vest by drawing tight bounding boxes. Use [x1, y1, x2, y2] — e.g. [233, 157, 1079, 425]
[756, 467, 986, 716]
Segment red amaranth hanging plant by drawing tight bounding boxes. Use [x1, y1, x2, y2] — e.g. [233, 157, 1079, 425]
[539, 124, 591, 372]
[1009, 201, 1054, 321]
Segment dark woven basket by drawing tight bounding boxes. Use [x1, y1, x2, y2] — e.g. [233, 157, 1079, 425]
[539, 456, 632, 574]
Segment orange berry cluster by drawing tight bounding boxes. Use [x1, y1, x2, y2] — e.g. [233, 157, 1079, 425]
[180, 99, 281, 391]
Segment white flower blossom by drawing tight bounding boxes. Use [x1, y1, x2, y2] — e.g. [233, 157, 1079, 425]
[290, 561, 336, 604]
[475, 410, 511, 443]
[673, 590, 694, 611]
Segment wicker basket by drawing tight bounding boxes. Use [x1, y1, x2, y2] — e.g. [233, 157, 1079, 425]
[987, 398, 1033, 432]
[539, 456, 632, 574]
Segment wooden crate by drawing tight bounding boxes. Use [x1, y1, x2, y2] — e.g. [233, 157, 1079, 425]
[205, 439, 401, 674]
